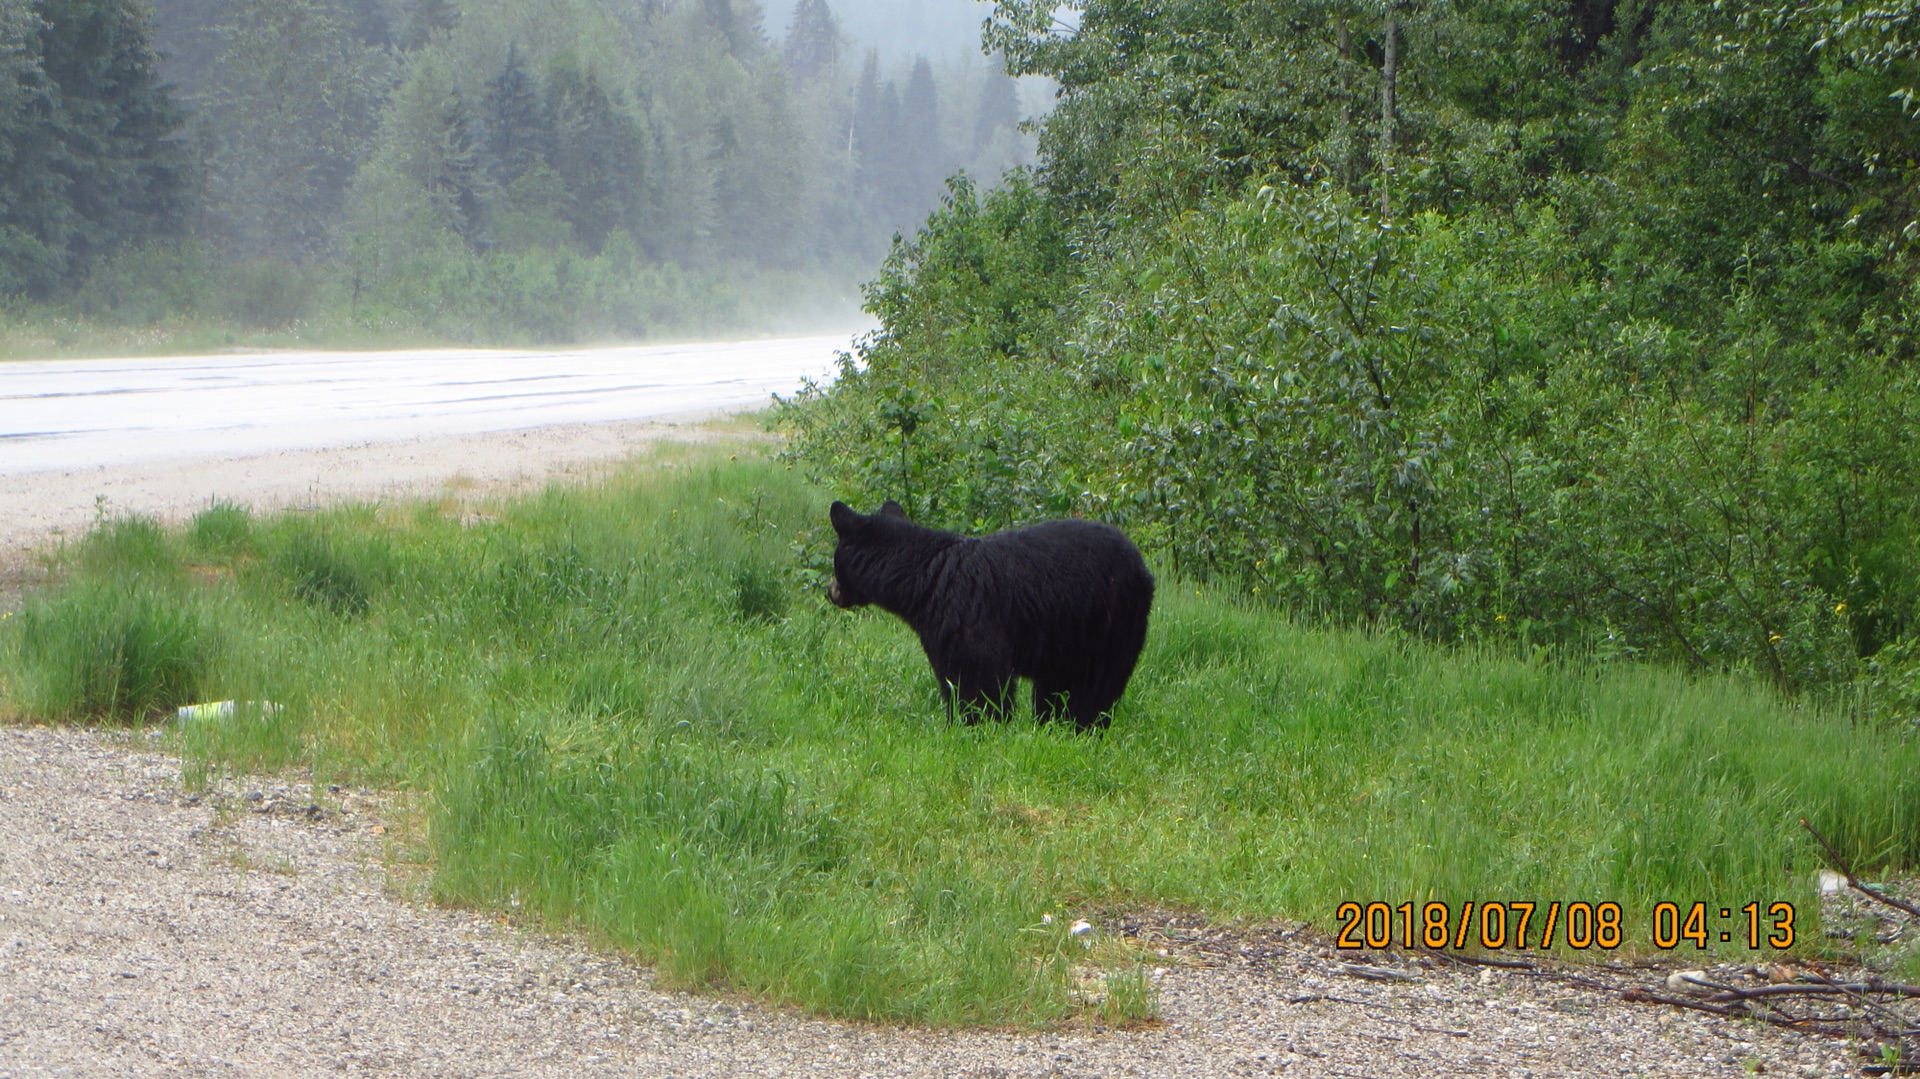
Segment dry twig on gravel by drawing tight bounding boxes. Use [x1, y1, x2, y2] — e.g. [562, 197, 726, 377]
[1804, 817, 1920, 921]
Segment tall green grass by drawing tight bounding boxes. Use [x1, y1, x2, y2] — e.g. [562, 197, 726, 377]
[5, 448, 1917, 1024]
[5, 516, 218, 720]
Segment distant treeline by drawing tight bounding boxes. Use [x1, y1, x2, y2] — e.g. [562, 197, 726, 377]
[0, 0, 1033, 340]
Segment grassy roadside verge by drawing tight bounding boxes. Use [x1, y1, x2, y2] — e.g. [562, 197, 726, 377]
[3, 446, 1917, 1025]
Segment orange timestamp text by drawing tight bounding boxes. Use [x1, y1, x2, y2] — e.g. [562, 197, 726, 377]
[1334, 900, 1796, 951]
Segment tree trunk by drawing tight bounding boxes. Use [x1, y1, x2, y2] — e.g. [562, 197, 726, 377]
[1379, 8, 1399, 219]
[1337, 14, 1354, 186]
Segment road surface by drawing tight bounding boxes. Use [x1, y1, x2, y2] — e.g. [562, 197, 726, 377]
[0, 336, 848, 564]
[0, 336, 847, 475]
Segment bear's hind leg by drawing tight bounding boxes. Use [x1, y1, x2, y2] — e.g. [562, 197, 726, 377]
[1066, 689, 1114, 732]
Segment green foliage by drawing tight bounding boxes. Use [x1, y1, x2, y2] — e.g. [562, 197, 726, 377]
[731, 558, 788, 622]
[7, 0, 1038, 340]
[1865, 635, 1920, 728]
[195, 0, 394, 261]
[790, 0, 1920, 695]
[0, 0, 188, 297]
[781, 173, 1088, 528]
[75, 515, 177, 579]
[68, 240, 213, 325]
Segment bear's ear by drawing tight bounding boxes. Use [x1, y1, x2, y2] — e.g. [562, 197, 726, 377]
[829, 500, 861, 534]
[878, 500, 907, 519]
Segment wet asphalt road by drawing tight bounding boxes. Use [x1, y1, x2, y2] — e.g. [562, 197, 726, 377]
[0, 335, 848, 475]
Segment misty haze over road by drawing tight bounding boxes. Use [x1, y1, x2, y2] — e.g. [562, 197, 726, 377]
[0, 337, 848, 476]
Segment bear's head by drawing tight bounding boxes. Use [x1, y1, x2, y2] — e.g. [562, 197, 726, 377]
[827, 499, 908, 608]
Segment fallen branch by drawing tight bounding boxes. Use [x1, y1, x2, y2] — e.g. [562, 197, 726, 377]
[1336, 962, 1418, 982]
[1288, 992, 1368, 1006]
[1621, 987, 1850, 1032]
[1707, 983, 1920, 1002]
[1416, 948, 1622, 993]
[1804, 972, 1920, 1037]
[1802, 818, 1920, 920]
[1415, 948, 1537, 971]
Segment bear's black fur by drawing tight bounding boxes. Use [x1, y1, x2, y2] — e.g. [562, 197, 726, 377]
[827, 500, 1154, 730]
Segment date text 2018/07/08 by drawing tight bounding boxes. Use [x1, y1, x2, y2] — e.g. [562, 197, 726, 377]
[1334, 900, 1797, 951]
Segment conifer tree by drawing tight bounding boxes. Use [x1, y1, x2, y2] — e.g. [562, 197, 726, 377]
[144, 0, 228, 102]
[702, 0, 765, 56]
[973, 58, 1020, 153]
[481, 44, 555, 189]
[550, 66, 646, 252]
[782, 0, 837, 82]
[898, 55, 940, 209]
[435, 89, 486, 243]
[850, 48, 892, 198]
[396, 0, 457, 51]
[0, 0, 187, 295]
[198, 0, 388, 260]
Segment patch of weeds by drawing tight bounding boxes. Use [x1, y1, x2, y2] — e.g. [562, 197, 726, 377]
[732, 559, 788, 622]
[76, 515, 175, 579]
[221, 840, 298, 876]
[188, 502, 255, 561]
[172, 700, 306, 780]
[1094, 963, 1160, 1026]
[269, 530, 378, 616]
[11, 580, 216, 720]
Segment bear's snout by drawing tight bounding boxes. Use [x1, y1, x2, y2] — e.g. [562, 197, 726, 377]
[827, 576, 850, 607]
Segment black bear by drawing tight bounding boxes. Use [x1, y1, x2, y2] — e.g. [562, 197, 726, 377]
[827, 500, 1154, 730]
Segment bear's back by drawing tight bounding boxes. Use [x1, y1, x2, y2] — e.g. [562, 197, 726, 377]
[952, 519, 1152, 627]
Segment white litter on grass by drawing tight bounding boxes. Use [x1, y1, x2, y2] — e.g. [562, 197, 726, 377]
[176, 700, 283, 723]
[1818, 869, 1846, 895]
[1070, 919, 1094, 945]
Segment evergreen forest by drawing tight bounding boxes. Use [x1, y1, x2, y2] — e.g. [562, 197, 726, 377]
[783, 0, 1920, 710]
[0, 0, 1035, 342]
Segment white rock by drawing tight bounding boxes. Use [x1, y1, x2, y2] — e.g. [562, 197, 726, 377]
[1666, 970, 1712, 994]
[1817, 869, 1846, 894]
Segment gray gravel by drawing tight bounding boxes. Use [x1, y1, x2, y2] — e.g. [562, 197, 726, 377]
[0, 725, 1873, 1077]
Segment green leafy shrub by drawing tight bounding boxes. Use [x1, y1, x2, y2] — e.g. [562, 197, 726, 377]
[1865, 636, 1920, 729]
[780, 174, 1096, 529]
[785, 175, 1920, 691]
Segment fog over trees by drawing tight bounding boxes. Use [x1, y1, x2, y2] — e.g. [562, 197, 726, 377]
[806, 0, 985, 61]
[0, 0, 1038, 341]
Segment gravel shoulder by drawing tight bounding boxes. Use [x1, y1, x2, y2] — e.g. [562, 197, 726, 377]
[0, 725, 1867, 1078]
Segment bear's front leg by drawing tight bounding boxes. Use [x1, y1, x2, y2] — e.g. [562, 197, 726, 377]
[919, 631, 1015, 723]
[931, 666, 1015, 724]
